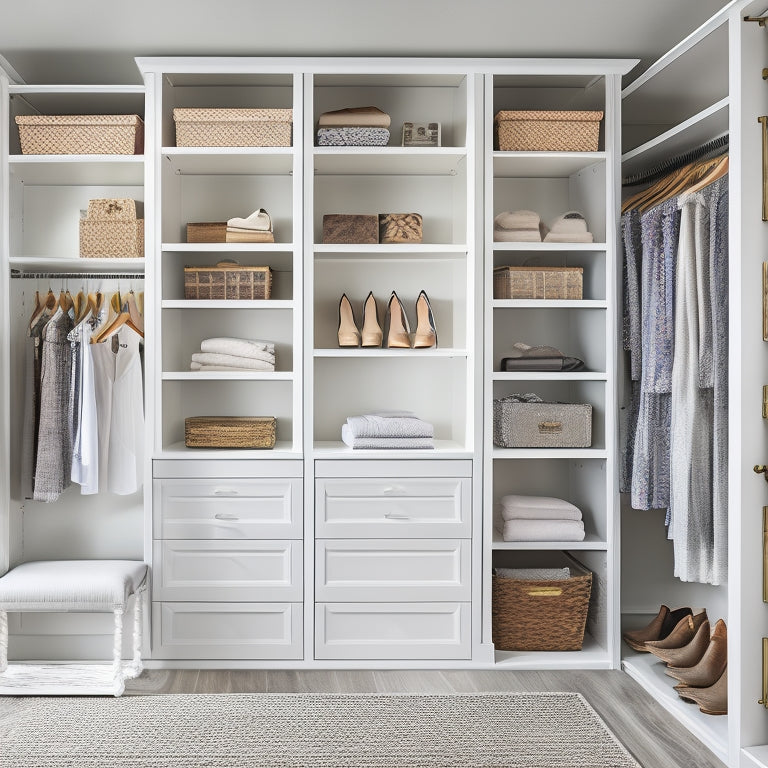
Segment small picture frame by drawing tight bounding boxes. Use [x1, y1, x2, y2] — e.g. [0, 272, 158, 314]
[402, 121, 441, 147]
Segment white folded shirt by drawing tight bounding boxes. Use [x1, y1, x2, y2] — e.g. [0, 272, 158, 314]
[500, 494, 583, 521]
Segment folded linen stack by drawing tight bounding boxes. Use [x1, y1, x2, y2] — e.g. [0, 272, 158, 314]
[226, 208, 275, 244]
[341, 410, 434, 449]
[499, 494, 586, 542]
[190, 337, 276, 372]
[542, 211, 594, 243]
[493, 210, 546, 242]
[317, 106, 391, 147]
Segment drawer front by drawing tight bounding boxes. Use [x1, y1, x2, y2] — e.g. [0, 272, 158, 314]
[152, 602, 302, 660]
[315, 602, 471, 660]
[316, 478, 470, 538]
[153, 460, 303, 479]
[153, 540, 302, 601]
[154, 478, 302, 539]
[316, 539, 470, 601]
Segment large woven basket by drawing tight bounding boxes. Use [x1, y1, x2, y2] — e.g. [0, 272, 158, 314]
[494, 265, 583, 300]
[79, 198, 144, 259]
[493, 399, 592, 448]
[184, 261, 272, 300]
[184, 417, 276, 449]
[173, 108, 293, 147]
[494, 110, 603, 152]
[492, 559, 592, 651]
[15, 114, 144, 155]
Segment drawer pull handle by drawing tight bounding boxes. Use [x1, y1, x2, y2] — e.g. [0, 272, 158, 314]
[385, 512, 410, 520]
[538, 421, 563, 434]
[382, 486, 406, 495]
[213, 489, 240, 497]
[214, 513, 239, 521]
[526, 587, 562, 597]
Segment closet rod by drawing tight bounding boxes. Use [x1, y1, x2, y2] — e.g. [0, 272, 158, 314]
[10, 269, 145, 280]
[622, 133, 729, 187]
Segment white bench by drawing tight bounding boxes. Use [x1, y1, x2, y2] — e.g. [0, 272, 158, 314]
[0, 560, 148, 696]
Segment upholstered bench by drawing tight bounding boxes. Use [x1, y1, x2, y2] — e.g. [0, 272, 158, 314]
[0, 560, 148, 696]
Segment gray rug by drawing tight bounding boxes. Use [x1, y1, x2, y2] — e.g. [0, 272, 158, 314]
[0, 692, 641, 767]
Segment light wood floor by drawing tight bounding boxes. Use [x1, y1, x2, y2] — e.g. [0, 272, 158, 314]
[125, 669, 725, 768]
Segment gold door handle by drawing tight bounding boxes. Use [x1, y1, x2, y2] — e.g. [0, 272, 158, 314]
[761, 638, 768, 707]
[754, 465, 768, 482]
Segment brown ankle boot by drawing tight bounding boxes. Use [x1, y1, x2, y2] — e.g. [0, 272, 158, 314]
[622, 606, 692, 652]
[647, 619, 710, 667]
[667, 619, 727, 687]
[645, 610, 708, 652]
[677, 668, 727, 715]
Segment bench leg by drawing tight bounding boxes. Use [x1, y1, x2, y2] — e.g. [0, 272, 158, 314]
[126, 587, 144, 679]
[0, 611, 7, 673]
[112, 608, 124, 688]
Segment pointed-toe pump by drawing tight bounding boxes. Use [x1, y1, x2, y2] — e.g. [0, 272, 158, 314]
[667, 619, 727, 688]
[338, 293, 361, 347]
[385, 291, 411, 348]
[647, 618, 710, 667]
[676, 668, 727, 715]
[361, 291, 383, 348]
[413, 290, 437, 349]
[622, 605, 692, 653]
[645, 610, 708, 653]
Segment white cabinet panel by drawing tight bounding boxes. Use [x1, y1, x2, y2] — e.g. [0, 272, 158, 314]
[315, 602, 471, 660]
[153, 459, 303, 478]
[154, 478, 302, 539]
[316, 540, 471, 601]
[316, 478, 470, 538]
[153, 540, 302, 601]
[152, 602, 302, 660]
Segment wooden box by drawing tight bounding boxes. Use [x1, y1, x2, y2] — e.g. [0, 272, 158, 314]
[184, 262, 272, 300]
[184, 417, 276, 449]
[493, 266, 583, 300]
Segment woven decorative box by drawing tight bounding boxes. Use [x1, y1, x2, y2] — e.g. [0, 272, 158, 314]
[173, 108, 293, 147]
[492, 560, 592, 651]
[379, 213, 423, 243]
[15, 114, 144, 155]
[184, 261, 272, 300]
[494, 110, 603, 152]
[184, 417, 276, 449]
[79, 198, 144, 259]
[493, 266, 583, 300]
[493, 398, 592, 448]
[186, 222, 227, 243]
[322, 214, 379, 244]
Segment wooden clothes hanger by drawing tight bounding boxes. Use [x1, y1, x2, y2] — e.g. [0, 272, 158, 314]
[683, 154, 729, 196]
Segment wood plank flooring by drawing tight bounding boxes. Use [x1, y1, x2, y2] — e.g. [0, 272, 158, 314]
[125, 669, 725, 767]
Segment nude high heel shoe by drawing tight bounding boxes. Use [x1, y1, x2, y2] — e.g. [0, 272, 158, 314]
[667, 619, 727, 688]
[647, 618, 710, 667]
[385, 291, 411, 348]
[337, 293, 361, 347]
[413, 290, 437, 348]
[361, 291, 383, 348]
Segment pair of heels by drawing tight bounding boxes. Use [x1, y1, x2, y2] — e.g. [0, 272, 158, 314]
[338, 291, 437, 349]
[622, 605, 727, 715]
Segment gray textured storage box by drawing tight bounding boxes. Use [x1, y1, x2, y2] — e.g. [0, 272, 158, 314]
[493, 398, 592, 448]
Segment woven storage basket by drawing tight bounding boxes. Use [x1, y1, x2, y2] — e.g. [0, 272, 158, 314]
[79, 198, 144, 259]
[492, 559, 592, 651]
[173, 108, 293, 147]
[494, 110, 603, 152]
[493, 398, 592, 448]
[15, 114, 143, 155]
[184, 417, 276, 449]
[493, 266, 583, 300]
[184, 261, 272, 300]
[186, 222, 227, 243]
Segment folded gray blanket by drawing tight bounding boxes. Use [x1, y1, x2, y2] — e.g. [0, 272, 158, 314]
[200, 337, 276, 357]
[495, 567, 571, 581]
[191, 352, 275, 370]
[346, 413, 434, 439]
[502, 518, 585, 542]
[341, 423, 434, 449]
[317, 127, 390, 146]
[500, 494, 583, 521]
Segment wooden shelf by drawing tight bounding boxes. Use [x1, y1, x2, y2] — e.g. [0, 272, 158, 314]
[492, 448, 608, 459]
[492, 299, 607, 309]
[162, 243, 294, 252]
[491, 242, 607, 252]
[492, 531, 608, 550]
[492, 151, 606, 178]
[159, 440, 299, 459]
[313, 147, 467, 176]
[10, 256, 145, 273]
[161, 300, 294, 310]
[162, 147, 294, 175]
[161, 371, 293, 381]
[315, 348, 467, 358]
[314, 244, 468, 256]
[312, 440, 471, 459]
[9, 155, 145, 185]
[494, 633, 610, 670]
[491, 371, 607, 381]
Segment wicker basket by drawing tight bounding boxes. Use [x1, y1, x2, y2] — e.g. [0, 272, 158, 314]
[494, 110, 603, 152]
[186, 222, 228, 243]
[15, 114, 143, 155]
[493, 398, 592, 448]
[184, 417, 276, 449]
[493, 266, 583, 300]
[79, 198, 144, 259]
[184, 261, 272, 300]
[492, 558, 592, 651]
[173, 108, 293, 147]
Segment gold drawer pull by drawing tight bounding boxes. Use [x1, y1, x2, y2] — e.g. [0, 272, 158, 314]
[526, 587, 562, 597]
[214, 513, 239, 521]
[538, 421, 563, 434]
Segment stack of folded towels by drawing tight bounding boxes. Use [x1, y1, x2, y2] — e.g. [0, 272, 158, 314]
[190, 337, 276, 372]
[493, 209, 594, 243]
[341, 411, 434, 449]
[543, 211, 593, 243]
[499, 494, 585, 542]
[495, 567, 570, 581]
[226, 208, 275, 244]
[316, 106, 391, 147]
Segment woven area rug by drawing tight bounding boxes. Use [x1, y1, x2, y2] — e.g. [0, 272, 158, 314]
[0, 692, 641, 767]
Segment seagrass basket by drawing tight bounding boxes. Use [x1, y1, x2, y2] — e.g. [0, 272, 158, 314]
[184, 417, 276, 449]
[494, 110, 603, 152]
[79, 198, 144, 259]
[15, 114, 144, 155]
[173, 108, 293, 147]
[493, 265, 583, 300]
[492, 559, 592, 651]
[184, 262, 272, 300]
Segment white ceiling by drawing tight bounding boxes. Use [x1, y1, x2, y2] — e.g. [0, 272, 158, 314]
[0, 0, 732, 85]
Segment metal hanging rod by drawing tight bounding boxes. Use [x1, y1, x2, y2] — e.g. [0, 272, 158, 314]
[10, 269, 145, 280]
[745, 14, 768, 26]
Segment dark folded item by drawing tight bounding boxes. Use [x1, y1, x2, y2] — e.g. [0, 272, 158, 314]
[501, 356, 585, 372]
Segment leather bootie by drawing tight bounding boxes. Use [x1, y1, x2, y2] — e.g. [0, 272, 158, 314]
[667, 619, 727, 687]
[645, 610, 708, 652]
[647, 619, 710, 667]
[677, 668, 727, 715]
[622, 605, 692, 652]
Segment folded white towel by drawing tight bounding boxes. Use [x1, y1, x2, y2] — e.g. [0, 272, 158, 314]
[190, 363, 275, 372]
[502, 518, 585, 542]
[191, 352, 275, 370]
[226, 208, 272, 231]
[543, 231, 594, 243]
[346, 414, 434, 439]
[341, 423, 434, 449]
[500, 494, 583, 521]
[200, 337, 276, 358]
[493, 229, 542, 243]
[495, 567, 570, 581]
[494, 210, 540, 231]
[548, 211, 588, 234]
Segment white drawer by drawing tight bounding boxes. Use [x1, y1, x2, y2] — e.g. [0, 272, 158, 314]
[316, 478, 470, 538]
[153, 460, 303, 478]
[315, 602, 471, 660]
[316, 539, 470, 601]
[152, 602, 302, 660]
[154, 478, 302, 539]
[153, 540, 302, 601]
